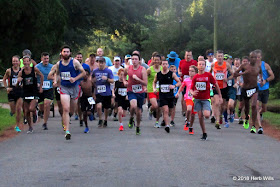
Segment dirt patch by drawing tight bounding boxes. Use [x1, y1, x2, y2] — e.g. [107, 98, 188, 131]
[0, 123, 30, 142]
[261, 120, 280, 141]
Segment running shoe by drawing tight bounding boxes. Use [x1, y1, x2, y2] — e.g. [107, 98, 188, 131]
[229, 114, 234, 123]
[136, 127, 141, 135]
[238, 117, 244, 124]
[258, 127, 263, 134]
[89, 114, 94, 121]
[27, 127, 33, 134]
[24, 117, 27, 125]
[184, 122, 190, 131]
[33, 112, 37, 123]
[80, 120, 83, 127]
[243, 120, 249, 129]
[170, 121, 175, 127]
[210, 116, 216, 123]
[154, 122, 160, 128]
[189, 127, 194, 135]
[128, 117, 134, 129]
[224, 122, 229, 128]
[98, 120, 103, 128]
[215, 123, 221, 129]
[84, 127, 89, 133]
[160, 120, 165, 127]
[75, 114, 78, 120]
[165, 125, 170, 133]
[113, 116, 118, 121]
[42, 123, 48, 130]
[250, 126, 256, 133]
[65, 131, 71, 140]
[200, 133, 207, 141]
[103, 120, 108, 128]
[119, 125, 124, 131]
[148, 109, 153, 120]
[14, 126, 21, 132]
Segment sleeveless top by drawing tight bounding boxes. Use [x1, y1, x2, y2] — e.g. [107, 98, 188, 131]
[147, 66, 162, 93]
[10, 68, 21, 88]
[213, 61, 227, 89]
[22, 67, 38, 96]
[59, 58, 78, 87]
[157, 70, 174, 98]
[258, 61, 269, 90]
[127, 65, 144, 93]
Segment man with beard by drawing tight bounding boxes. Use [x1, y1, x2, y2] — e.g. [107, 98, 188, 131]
[48, 45, 86, 140]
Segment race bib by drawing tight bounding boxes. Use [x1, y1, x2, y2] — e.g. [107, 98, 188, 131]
[118, 88, 127, 96]
[156, 81, 159, 89]
[42, 81, 50, 89]
[87, 97, 95, 105]
[61, 72, 71, 80]
[12, 78, 18, 86]
[184, 75, 190, 80]
[160, 84, 170, 93]
[196, 82, 206, 91]
[97, 85, 106, 93]
[227, 79, 232, 86]
[246, 88, 256, 97]
[132, 84, 142, 93]
[25, 96, 34, 100]
[215, 73, 224, 80]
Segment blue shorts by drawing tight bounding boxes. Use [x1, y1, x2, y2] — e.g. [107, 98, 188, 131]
[228, 87, 236, 100]
[127, 92, 145, 109]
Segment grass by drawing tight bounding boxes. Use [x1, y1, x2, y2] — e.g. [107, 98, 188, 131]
[0, 107, 16, 134]
[263, 111, 280, 129]
[0, 88, 8, 103]
[267, 99, 280, 107]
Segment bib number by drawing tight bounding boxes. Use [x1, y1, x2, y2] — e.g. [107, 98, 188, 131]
[61, 72, 71, 80]
[97, 85, 106, 93]
[87, 97, 95, 105]
[25, 96, 34, 100]
[215, 73, 224, 80]
[160, 84, 170, 93]
[12, 78, 18, 86]
[246, 88, 256, 97]
[196, 82, 206, 91]
[42, 81, 50, 89]
[132, 84, 142, 93]
[118, 88, 127, 96]
[227, 80, 232, 86]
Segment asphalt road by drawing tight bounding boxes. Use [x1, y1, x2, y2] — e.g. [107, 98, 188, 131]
[0, 101, 280, 187]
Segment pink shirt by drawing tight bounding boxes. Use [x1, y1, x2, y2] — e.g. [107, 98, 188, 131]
[182, 77, 193, 100]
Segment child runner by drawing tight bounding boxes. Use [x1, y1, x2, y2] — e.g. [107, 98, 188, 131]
[170, 65, 179, 126]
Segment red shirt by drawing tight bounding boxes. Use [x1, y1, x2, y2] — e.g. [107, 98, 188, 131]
[179, 59, 197, 79]
[191, 72, 216, 100]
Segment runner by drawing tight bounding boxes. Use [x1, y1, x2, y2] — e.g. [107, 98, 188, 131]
[255, 49, 275, 120]
[109, 56, 123, 121]
[153, 60, 181, 133]
[147, 54, 162, 128]
[92, 57, 114, 128]
[167, 51, 181, 77]
[170, 65, 179, 126]
[211, 50, 234, 129]
[226, 62, 237, 125]
[80, 69, 95, 133]
[36, 52, 53, 130]
[190, 60, 222, 140]
[3, 55, 24, 132]
[17, 56, 44, 133]
[19, 49, 37, 68]
[96, 48, 113, 67]
[233, 51, 263, 134]
[113, 69, 129, 131]
[48, 45, 86, 140]
[124, 53, 147, 135]
[175, 65, 198, 134]
[178, 50, 197, 117]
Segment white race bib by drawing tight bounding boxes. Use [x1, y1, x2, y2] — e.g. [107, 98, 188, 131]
[97, 85, 106, 93]
[132, 84, 142, 93]
[215, 73, 224, 80]
[42, 81, 50, 89]
[246, 88, 256, 97]
[61, 72, 71, 80]
[118, 88, 127, 96]
[160, 84, 170, 93]
[227, 79, 232, 86]
[195, 82, 206, 91]
[25, 96, 34, 100]
[184, 75, 190, 80]
[87, 97, 95, 105]
[156, 81, 159, 89]
[12, 78, 18, 86]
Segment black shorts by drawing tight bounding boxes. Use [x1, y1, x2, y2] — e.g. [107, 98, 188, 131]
[96, 95, 112, 109]
[38, 88, 54, 103]
[8, 89, 23, 102]
[117, 98, 130, 110]
[258, 89, 269, 104]
[214, 87, 229, 101]
[80, 96, 94, 112]
[55, 87, 60, 101]
[241, 87, 258, 100]
[159, 97, 174, 108]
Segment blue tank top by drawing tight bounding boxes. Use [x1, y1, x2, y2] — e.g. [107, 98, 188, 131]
[258, 61, 269, 90]
[36, 62, 53, 90]
[59, 58, 78, 87]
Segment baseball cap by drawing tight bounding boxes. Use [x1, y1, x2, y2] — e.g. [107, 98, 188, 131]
[125, 54, 131, 60]
[96, 56, 105, 62]
[114, 56, 121, 61]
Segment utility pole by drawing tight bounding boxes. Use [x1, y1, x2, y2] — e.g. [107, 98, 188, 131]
[214, 0, 218, 52]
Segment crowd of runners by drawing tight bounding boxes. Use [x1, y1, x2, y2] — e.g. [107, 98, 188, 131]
[3, 46, 274, 140]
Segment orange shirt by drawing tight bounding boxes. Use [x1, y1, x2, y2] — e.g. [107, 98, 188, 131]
[213, 61, 227, 89]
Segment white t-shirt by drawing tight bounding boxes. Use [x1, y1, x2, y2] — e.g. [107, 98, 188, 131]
[205, 58, 216, 72]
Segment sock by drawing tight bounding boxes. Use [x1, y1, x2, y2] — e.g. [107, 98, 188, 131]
[223, 111, 228, 122]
